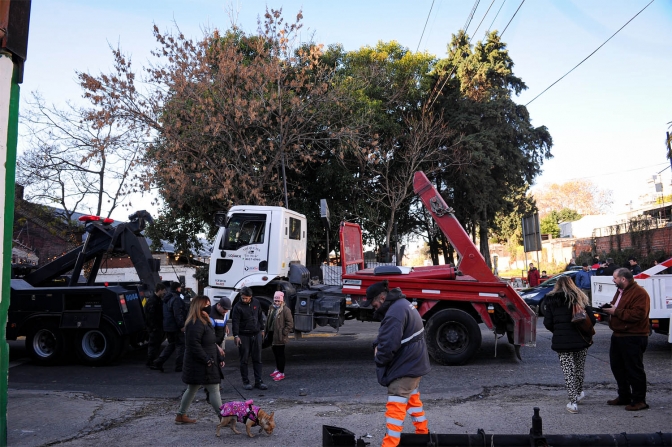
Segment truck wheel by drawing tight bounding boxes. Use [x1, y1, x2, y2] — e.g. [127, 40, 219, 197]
[26, 322, 65, 365]
[425, 309, 482, 366]
[75, 324, 122, 366]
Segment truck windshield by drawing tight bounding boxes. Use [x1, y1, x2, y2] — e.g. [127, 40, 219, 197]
[220, 213, 267, 250]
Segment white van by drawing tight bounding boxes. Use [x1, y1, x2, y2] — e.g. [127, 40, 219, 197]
[591, 273, 672, 343]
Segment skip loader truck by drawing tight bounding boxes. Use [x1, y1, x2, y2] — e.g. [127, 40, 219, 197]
[206, 172, 536, 365]
[7, 211, 161, 366]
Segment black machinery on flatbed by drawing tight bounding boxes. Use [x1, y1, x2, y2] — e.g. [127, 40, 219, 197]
[7, 211, 161, 366]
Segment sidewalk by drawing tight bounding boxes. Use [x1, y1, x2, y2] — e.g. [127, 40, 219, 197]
[8, 384, 672, 447]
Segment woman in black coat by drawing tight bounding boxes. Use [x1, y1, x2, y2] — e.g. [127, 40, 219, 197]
[175, 295, 224, 424]
[543, 276, 596, 414]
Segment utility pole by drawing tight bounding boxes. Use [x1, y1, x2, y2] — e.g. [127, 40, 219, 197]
[0, 2, 32, 445]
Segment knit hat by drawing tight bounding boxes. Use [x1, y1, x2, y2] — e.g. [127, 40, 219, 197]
[218, 297, 232, 310]
[366, 280, 389, 301]
[273, 291, 284, 302]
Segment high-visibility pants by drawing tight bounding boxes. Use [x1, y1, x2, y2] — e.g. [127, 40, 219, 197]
[383, 378, 428, 447]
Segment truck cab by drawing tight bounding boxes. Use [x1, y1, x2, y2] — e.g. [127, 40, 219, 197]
[206, 206, 307, 303]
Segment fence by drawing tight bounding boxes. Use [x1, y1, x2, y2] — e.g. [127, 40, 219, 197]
[320, 261, 397, 286]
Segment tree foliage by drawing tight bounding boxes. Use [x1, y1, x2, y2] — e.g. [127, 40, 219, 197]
[540, 208, 582, 238]
[427, 31, 553, 266]
[533, 179, 613, 217]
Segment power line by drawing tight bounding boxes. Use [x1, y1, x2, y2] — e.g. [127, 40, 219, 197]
[525, 0, 655, 107]
[547, 162, 668, 182]
[463, 0, 482, 35]
[487, 0, 506, 33]
[470, 0, 498, 42]
[416, 0, 436, 52]
[501, 0, 525, 36]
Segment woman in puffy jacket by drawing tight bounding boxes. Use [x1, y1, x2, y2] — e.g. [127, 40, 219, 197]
[265, 291, 294, 382]
[543, 276, 596, 414]
[174, 295, 224, 424]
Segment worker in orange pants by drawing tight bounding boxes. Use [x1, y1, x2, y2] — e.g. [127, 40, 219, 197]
[368, 281, 431, 447]
[384, 380, 428, 445]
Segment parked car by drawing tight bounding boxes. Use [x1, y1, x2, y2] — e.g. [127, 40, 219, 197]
[520, 270, 578, 316]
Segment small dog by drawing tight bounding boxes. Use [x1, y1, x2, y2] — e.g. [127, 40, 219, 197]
[216, 400, 275, 438]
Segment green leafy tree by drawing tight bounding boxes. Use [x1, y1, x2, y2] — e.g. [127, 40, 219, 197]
[540, 208, 582, 238]
[429, 31, 553, 266]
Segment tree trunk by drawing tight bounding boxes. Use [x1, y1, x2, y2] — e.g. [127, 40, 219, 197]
[479, 208, 492, 269]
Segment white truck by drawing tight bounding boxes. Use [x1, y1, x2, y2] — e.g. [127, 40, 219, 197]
[205, 205, 308, 306]
[591, 267, 672, 343]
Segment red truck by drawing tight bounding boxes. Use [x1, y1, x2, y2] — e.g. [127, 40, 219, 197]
[206, 172, 536, 365]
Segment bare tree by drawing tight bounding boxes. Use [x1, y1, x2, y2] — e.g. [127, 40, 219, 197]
[18, 92, 144, 219]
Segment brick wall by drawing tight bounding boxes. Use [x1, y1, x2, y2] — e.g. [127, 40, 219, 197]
[575, 226, 672, 258]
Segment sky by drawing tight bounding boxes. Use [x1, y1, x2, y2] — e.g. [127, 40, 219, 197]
[17, 0, 672, 221]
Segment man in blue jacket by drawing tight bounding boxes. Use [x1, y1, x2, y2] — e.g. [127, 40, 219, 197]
[574, 263, 594, 304]
[368, 280, 431, 447]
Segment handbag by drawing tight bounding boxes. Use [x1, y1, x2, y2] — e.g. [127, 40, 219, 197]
[572, 303, 595, 341]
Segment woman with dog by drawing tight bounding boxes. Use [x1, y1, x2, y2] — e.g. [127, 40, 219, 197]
[265, 291, 294, 382]
[543, 276, 596, 414]
[175, 295, 225, 424]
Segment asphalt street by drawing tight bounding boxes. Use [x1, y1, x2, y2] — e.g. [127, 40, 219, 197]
[7, 319, 672, 446]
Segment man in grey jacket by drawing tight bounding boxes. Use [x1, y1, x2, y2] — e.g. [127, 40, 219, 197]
[368, 280, 431, 447]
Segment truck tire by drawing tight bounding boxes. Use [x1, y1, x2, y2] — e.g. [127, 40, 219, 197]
[75, 324, 122, 366]
[25, 321, 65, 366]
[425, 309, 482, 366]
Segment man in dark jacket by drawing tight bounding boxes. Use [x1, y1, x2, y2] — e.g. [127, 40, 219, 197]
[602, 268, 650, 411]
[150, 282, 188, 372]
[144, 283, 167, 367]
[231, 287, 267, 390]
[598, 258, 617, 277]
[627, 256, 642, 275]
[368, 281, 431, 447]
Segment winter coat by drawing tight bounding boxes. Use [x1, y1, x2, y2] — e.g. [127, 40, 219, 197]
[231, 297, 265, 337]
[144, 293, 164, 330]
[182, 318, 223, 385]
[373, 288, 431, 387]
[266, 304, 294, 346]
[597, 264, 617, 277]
[527, 268, 541, 287]
[162, 291, 187, 332]
[574, 269, 593, 289]
[609, 282, 650, 337]
[209, 306, 229, 345]
[543, 292, 596, 352]
[630, 264, 642, 275]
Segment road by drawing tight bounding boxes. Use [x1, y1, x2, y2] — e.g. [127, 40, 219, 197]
[7, 319, 672, 446]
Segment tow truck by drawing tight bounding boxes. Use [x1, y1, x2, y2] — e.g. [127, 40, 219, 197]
[7, 211, 161, 366]
[205, 172, 536, 365]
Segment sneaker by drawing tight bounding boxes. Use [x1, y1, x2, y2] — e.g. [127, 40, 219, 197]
[273, 373, 285, 382]
[242, 383, 253, 390]
[576, 391, 585, 403]
[255, 381, 268, 390]
[270, 370, 280, 378]
[566, 402, 578, 414]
